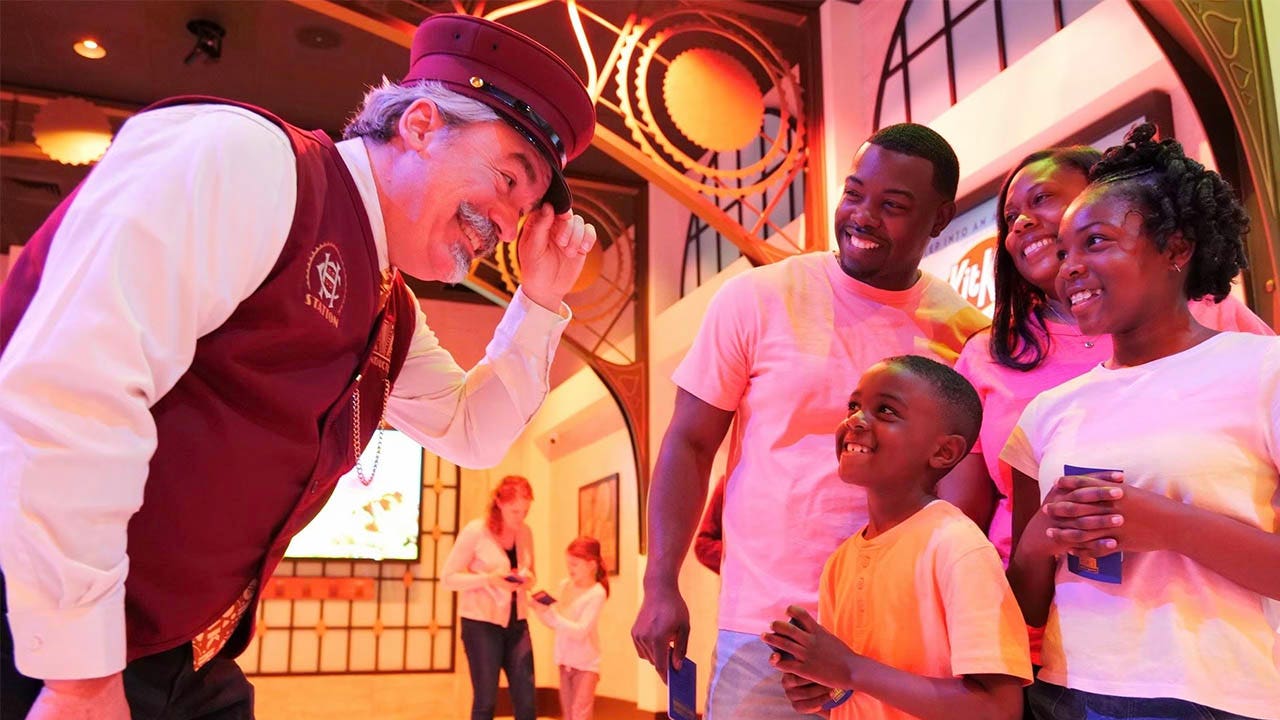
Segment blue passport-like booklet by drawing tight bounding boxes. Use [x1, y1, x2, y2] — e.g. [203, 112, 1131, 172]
[1063, 464, 1123, 584]
[667, 650, 697, 720]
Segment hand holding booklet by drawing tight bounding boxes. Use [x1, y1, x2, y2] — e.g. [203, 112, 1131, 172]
[1063, 464, 1123, 584]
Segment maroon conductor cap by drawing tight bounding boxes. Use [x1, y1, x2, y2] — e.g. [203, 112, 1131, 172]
[403, 14, 595, 213]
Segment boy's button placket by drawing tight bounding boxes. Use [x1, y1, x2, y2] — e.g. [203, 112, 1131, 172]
[854, 550, 872, 629]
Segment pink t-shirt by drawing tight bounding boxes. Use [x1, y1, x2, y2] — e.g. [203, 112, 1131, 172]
[672, 252, 989, 633]
[954, 294, 1272, 565]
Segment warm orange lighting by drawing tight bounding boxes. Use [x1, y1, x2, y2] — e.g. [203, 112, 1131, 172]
[32, 97, 113, 165]
[569, 240, 603, 293]
[663, 48, 764, 152]
[73, 39, 106, 59]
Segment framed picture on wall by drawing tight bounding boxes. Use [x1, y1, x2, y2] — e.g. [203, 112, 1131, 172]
[578, 473, 620, 575]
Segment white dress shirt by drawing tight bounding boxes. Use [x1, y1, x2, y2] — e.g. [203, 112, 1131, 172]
[0, 104, 568, 680]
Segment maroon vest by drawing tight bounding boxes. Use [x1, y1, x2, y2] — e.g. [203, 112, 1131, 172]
[0, 97, 419, 660]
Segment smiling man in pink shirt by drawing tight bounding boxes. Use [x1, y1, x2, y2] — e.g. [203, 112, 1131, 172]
[632, 124, 990, 719]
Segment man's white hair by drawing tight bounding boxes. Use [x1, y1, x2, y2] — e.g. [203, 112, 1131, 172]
[343, 79, 499, 142]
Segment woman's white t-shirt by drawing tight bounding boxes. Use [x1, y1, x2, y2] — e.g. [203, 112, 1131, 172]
[1002, 332, 1280, 719]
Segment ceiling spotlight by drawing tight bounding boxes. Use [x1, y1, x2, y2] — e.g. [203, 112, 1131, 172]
[184, 19, 226, 65]
[73, 38, 106, 60]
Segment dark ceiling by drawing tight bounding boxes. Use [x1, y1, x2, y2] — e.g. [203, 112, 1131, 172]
[0, 0, 821, 256]
[0, 0, 822, 185]
[1, 1, 398, 131]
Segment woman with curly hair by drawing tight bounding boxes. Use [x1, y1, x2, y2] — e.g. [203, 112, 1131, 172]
[1001, 124, 1280, 719]
[949, 146, 1270, 567]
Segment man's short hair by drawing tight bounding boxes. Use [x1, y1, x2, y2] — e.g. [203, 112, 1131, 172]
[867, 123, 960, 201]
[881, 354, 981, 448]
[343, 79, 499, 143]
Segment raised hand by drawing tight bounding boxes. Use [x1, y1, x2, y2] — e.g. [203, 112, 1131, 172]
[516, 203, 597, 312]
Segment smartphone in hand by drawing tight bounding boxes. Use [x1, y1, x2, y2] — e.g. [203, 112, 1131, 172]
[773, 616, 804, 662]
[531, 590, 556, 605]
[773, 616, 853, 711]
[504, 574, 524, 584]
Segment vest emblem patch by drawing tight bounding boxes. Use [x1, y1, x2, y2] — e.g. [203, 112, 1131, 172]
[304, 242, 346, 327]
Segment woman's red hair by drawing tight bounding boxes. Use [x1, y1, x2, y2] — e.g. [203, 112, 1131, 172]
[487, 475, 533, 536]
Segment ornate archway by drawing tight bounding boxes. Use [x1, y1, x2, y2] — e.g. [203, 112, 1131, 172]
[1133, 0, 1279, 327]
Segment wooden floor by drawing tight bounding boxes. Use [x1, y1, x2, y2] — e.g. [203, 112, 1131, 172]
[252, 674, 653, 719]
[254, 673, 477, 720]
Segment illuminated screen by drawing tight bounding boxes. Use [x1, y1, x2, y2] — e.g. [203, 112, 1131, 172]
[285, 430, 423, 561]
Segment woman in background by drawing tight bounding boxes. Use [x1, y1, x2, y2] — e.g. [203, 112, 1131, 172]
[442, 475, 537, 720]
[532, 536, 609, 720]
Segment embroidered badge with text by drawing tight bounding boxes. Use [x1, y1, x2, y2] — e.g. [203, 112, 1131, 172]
[304, 242, 345, 327]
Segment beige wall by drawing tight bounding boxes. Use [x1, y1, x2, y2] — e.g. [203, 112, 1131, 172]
[819, 0, 907, 248]
[930, 0, 1213, 195]
[490, 365, 638, 704]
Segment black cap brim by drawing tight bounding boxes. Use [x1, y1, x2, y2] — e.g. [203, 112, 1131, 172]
[545, 167, 572, 214]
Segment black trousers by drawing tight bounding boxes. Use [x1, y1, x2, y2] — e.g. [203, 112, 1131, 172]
[460, 617, 536, 720]
[1, 574, 254, 720]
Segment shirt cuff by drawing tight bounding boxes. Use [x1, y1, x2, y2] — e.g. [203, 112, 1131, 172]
[7, 583, 127, 680]
[514, 285, 570, 319]
[504, 286, 570, 352]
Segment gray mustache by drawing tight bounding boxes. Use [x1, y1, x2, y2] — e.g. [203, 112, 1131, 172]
[458, 202, 499, 255]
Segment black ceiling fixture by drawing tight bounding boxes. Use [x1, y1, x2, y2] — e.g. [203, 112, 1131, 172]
[184, 19, 226, 65]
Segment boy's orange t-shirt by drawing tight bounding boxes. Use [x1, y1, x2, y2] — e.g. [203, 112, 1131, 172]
[819, 500, 1032, 720]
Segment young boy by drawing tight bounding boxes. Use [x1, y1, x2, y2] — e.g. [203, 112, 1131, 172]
[763, 355, 1031, 720]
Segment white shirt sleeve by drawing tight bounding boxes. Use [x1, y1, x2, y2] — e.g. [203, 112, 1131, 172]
[440, 521, 491, 592]
[547, 584, 606, 639]
[385, 287, 568, 468]
[0, 104, 296, 680]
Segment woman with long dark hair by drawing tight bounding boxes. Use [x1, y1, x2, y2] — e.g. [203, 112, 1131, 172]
[442, 475, 537, 720]
[532, 536, 609, 720]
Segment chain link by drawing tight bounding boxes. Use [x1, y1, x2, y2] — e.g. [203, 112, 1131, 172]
[352, 377, 392, 486]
